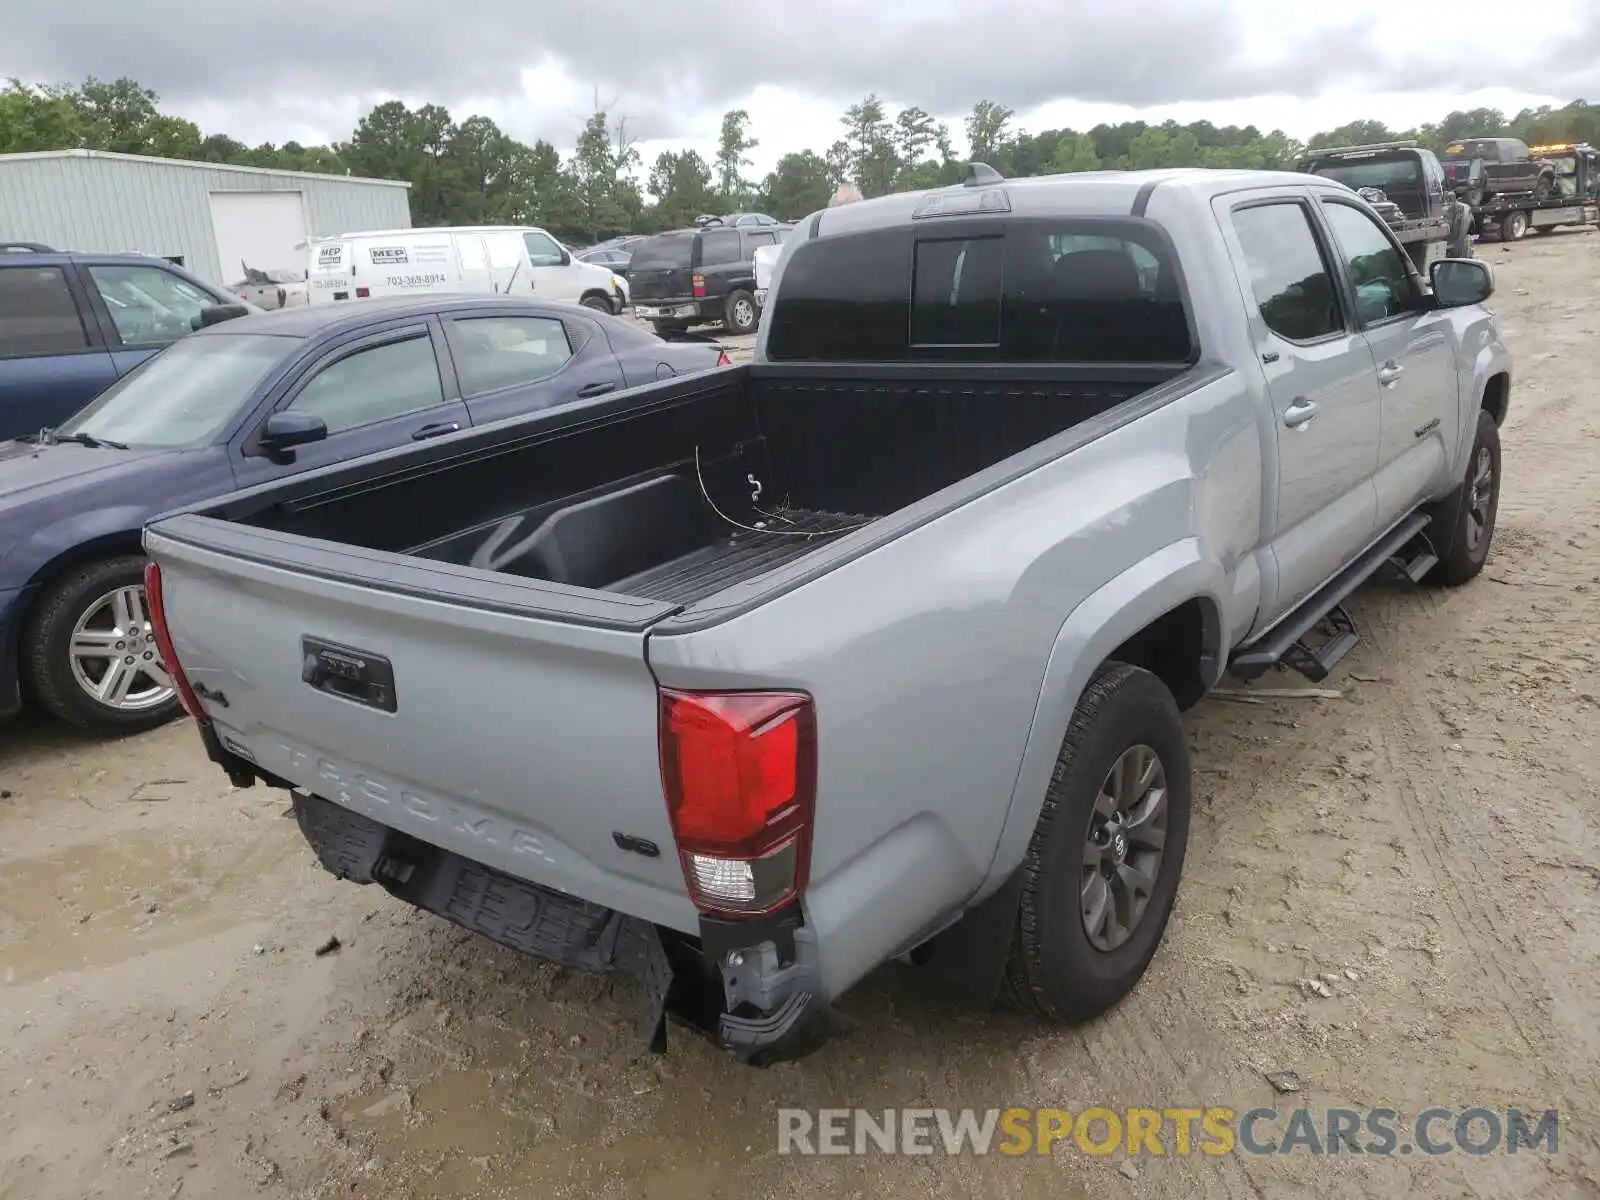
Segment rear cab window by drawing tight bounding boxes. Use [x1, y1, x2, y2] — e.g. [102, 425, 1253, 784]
[766, 217, 1194, 364]
[629, 233, 696, 270]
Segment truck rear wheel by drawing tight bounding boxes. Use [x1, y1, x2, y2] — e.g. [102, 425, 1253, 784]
[1500, 211, 1530, 241]
[1003, 661, 1191, 1023]
[1425, 409, 1500, 587]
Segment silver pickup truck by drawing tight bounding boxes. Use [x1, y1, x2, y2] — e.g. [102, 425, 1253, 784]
[143, 167, 1511, 1062]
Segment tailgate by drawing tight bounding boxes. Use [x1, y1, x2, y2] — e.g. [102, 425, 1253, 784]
[628, 266, 692, 302]
[146, 516, 698, 931]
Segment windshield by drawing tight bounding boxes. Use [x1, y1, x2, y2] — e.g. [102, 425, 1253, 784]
[57, 334, 296, 447]
[1309, 155, 1422, 189]
[629, 233, 695, 269]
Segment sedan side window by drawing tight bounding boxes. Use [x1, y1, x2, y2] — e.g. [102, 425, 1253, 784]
[1320, 201, 1418, 325]
[87, 264, 212, 348]
[449, 316, 573, 396]
[288, 334, 446, 434]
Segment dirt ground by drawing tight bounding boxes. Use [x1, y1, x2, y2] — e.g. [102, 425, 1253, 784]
[3, 231, 1599, 1200]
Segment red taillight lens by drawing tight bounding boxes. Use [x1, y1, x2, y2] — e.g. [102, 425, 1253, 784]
[691, 274, 706, 299]
[143, 562, 205, 722]
[659, 688, 816, 917]
[715, 349, 732, 367]
[355, 286, 371, 298]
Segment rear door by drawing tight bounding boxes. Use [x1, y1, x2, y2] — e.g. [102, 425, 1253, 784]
[444, 308, 625, 426]
[695, 227, 747, 306]
[0, 262, 116, 437]
[1315, 196, 1458, 527]
[231, 321, 471, 487]
[627, 232, 697, 302]
[1217, 193, 1382, 626]
[306, 240, 353, 303]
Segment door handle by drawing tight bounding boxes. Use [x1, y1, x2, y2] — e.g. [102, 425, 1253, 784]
[1377, 361, 1404, 387]
[411, 421, 461, 441]
[1283, 397, 1319, 429]
[576, 382, 617, 398]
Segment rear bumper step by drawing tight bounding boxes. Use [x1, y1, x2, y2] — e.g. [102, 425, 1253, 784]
[291, 791, 820, 1062]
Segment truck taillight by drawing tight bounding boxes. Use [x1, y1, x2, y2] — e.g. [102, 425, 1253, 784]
[658, 688, 816, 918]
[692, 274, 706, 299]
[143, 562, 205, 722]
[355, 286, 371, 298]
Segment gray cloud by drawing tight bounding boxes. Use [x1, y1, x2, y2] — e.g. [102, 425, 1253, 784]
[4, 0, 1595, 147]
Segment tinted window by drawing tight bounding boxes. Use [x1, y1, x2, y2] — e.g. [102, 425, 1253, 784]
[699, 230, 742, 266]
[767, 220, 1191, 363]
[1320, 201, 1416, 324]
[0, 266, 88, 356]
[289, 334, 446, 434]
[450, 316, 573, 395]
[58, 333, 291, 446]
[522, 231, 564, 267]
[630, 233, 695, 269]
[89, 264, 213, 348]
[1308, 153, 1423, 190]
[1231, 203, 1343, 341]
[911, 236, 1003, 346]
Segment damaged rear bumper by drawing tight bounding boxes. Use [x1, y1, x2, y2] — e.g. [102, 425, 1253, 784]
[290, 789, 824, 1062]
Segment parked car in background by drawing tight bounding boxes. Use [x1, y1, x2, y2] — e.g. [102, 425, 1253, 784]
[1440, 137, 1558, 205]
[305, 226, 629, 313]
[0, 294, 728, 735]
[575, 244, 636, 280]
[0, 244, 253, 441]
[629, 221, 790, 335]
[229, 264, 310, 310]
[695, 212, 784, 229]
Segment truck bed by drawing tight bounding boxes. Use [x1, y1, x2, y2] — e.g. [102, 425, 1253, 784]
[213, 364, 1175, 615]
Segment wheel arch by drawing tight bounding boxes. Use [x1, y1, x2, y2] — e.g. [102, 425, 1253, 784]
[982, 540, 1227, 896]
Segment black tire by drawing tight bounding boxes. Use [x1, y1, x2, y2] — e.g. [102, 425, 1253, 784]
[580, 292, 613, 314]
[723, 289, 758, 335]
[1003, 661, 1192, 1023]
[1499, 210, 1530, 241]
[1533, 173, 1553, 201]
[1425, 408, 1501, 587]
[22, 554, 181, 735]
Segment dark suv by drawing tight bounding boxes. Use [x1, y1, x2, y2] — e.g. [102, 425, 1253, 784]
[1440, 137, 1558, 205]
[627, 223, 790, 335]
[0, 244, 246, 441]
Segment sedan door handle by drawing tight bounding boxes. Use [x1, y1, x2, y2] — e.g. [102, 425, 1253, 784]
[1283, 397, 1319, 429]
[411, 421, 461, 441]
[577, 382, 618, 398]
[1377, 361, 1404, 387]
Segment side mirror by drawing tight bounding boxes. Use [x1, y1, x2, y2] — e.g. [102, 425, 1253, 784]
[259, 410, 328, 454]
[193, 302, 251, 330]
[559, 248, 571, 266]
[1430, 258, 1495, 307]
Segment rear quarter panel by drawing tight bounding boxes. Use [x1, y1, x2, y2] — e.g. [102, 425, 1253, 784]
[646, 368, 1263, 1000]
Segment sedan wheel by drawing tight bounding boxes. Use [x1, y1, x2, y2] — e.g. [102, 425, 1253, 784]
[68, 584, 174, 712]
[24, 554, 183, 735]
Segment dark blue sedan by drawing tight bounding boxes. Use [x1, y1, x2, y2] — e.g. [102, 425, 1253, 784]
[0, 294, 728, 734]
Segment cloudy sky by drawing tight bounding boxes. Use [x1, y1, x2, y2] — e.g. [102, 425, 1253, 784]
[5, 0, 1596, 178]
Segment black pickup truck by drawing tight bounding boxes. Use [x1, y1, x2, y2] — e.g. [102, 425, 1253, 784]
[1440, 137, 1558, 206]
[1296, 142, 1450, 270]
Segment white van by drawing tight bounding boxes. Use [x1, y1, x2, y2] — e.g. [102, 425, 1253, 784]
[305, 226, 629, 312]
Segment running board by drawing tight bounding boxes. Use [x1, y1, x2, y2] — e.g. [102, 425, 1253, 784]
[1230, 512, 1432, 682]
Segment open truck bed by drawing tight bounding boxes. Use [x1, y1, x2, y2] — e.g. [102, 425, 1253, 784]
[194, 362, 1170, 619]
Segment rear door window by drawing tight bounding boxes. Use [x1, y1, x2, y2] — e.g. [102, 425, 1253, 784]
[0, 266, 90, 356]
[766, 218, 1192, 363]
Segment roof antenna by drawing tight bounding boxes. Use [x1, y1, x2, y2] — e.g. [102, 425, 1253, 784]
[964, 162, 1005, 187]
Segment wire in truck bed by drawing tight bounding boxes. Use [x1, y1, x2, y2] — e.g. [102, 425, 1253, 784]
[610, 508, 874, 605]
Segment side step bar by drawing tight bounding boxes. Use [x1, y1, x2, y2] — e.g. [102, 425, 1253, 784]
[1230, 512, 1433, 683]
